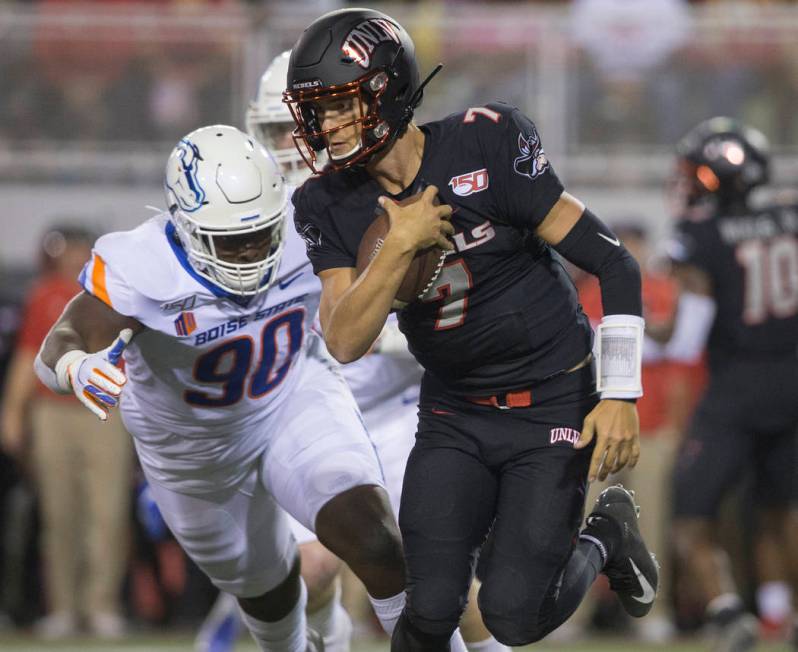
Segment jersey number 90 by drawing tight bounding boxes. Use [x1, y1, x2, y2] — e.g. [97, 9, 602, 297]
[185, 309, 304, 407]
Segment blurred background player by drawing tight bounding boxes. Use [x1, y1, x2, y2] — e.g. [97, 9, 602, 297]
[0, 225, 132, 640]
[194, 49, 509, 652]
[32, 125, 411, 652]
[651, 117, 798, 651]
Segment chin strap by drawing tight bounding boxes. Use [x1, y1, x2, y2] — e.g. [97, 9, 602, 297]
[350, 61, 445, 170]
[399, 62, 444, 131]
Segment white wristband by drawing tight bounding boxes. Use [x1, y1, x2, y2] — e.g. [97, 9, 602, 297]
[596, 314, 644, 400]
[53, 349, 87, 394]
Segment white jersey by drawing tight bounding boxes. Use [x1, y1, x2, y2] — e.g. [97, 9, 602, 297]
[340, 315, 422, 412]
[80, 207, 322, 491]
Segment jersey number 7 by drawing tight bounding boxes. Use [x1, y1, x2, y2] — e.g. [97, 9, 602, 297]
[422, 260, 473, 330]
[185, 309, 304, 407]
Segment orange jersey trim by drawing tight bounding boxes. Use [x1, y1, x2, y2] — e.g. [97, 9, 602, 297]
[91, 254, 113, 308]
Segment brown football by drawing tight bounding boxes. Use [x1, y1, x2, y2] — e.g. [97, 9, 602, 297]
[356, 195, 446, 310]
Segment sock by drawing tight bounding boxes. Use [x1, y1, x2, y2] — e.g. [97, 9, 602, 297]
[240, 580, 308, 652]
[756, 582, 792, 623]
[369, 591, 405, 635]
[307, 583, 352, 652]
[580, 515, 621, 566]
[449, 629, 468, 652]
[464, 636, 510, 652]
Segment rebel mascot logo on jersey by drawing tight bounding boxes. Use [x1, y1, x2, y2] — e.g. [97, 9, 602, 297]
[514, 131, 549, 181]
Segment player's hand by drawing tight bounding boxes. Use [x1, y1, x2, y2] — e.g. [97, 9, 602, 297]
[574, 399, 640, 482]
[65, 329, 132, 421]
[380, 185, 454, 253]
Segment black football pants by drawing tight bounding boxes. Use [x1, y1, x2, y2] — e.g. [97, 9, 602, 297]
[673, 357, 798, 518]
[395, 366, 601, 647]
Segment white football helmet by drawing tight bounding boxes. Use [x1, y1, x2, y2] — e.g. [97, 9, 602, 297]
[164, 125, 287, 296]
[246, 51, 323, 185]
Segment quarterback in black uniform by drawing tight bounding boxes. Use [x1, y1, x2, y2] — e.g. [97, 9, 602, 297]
[285, 8, 659, 649]
[657, 118, 798, 650]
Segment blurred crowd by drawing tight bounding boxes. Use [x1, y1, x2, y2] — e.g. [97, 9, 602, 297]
[1, 0, 798, 157]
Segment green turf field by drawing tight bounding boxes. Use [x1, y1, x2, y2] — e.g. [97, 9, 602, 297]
[0, 634, 790, 652]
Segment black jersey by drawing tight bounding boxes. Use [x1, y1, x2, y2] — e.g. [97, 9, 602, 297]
[293, 102, 592, 395]
[671, 201, 798, 370]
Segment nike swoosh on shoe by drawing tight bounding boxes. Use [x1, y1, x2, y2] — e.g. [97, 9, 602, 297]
[629, 558, 656, 604]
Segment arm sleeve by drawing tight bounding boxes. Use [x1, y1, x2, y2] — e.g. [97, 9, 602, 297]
[553, 208, 643, 316]
[478, 104, 565, 229]
[292, 186, 357, 274]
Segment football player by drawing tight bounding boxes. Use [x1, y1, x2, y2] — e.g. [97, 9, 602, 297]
[195, 49, 504, 652]
[32, 125, 409, 652]
[285, 8, 659, 650]
[655, 118, 798, 651]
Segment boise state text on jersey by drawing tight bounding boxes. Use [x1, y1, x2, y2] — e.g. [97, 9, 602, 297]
[293, 102, 593, 395]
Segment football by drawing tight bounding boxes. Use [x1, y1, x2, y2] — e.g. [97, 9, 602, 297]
[356, 195, 447, 310]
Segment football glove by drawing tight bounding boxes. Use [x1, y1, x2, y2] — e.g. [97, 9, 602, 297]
[55, 329, 132, 420]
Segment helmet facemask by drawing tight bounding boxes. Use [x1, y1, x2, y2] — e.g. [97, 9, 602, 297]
[171, 207, 285, 297]
[284, 70, 392, 174]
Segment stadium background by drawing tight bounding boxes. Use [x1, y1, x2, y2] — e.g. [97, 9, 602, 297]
[0, 0, 796, 650]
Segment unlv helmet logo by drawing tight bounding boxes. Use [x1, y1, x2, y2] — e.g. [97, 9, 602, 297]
[449, 168, 489, 197]
[513, 131, 549, 181]
[342, 18, 400, 69]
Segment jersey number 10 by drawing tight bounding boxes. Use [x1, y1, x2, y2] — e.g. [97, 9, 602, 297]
[737, 237, 798, 324]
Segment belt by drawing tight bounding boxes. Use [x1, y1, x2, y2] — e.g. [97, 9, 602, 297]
[465, 354, 593, 411]
[467, 389, 532, 410]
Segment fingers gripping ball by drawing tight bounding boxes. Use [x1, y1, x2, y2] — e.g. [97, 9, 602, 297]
[356, 194, 447, 310]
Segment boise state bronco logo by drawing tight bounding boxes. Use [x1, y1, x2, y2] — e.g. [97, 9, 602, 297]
[166, 139, 206, 213]
[513, 131, 549, 181]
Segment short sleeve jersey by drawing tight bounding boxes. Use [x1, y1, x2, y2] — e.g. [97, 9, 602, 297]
[670, 201, 798, 369]
[78, 209, 321, 492]
[293, 102, 592, 395]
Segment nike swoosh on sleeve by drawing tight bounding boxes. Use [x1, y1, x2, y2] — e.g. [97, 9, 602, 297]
[597, 233, 621, 247]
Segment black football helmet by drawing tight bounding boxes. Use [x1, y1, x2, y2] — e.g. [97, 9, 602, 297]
[672, 116, 770, 214]
[283, 8, 426, 173]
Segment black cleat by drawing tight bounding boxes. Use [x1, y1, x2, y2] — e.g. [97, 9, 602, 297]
[581, 484, 659, 618]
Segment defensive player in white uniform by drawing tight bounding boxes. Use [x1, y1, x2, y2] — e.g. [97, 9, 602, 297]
[191, 51, 508, 652]
[32, 126, 413, 652]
